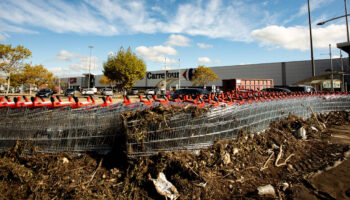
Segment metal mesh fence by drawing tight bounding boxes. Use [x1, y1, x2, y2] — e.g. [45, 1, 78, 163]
[126, 95, 350, 156]
[0, 95, 350, 156]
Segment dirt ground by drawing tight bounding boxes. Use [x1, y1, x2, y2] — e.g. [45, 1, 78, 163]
[0, 111, 350, 199]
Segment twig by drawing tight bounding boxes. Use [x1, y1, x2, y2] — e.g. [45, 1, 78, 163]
[185, 163, 200, 177]
[86, 158, 103, 186]
[276, 154, 294, 167]
[275, 145, 294, 167]
[260, 153, 274, 171]
[275, 145, 284, 167]
[308, 106, 322, 128]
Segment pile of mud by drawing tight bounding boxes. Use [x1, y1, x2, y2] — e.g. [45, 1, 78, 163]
[0, 111, 349, 199]
[122, 105, 208, 141]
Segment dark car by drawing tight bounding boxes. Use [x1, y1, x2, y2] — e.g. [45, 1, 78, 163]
[261, 87, 291, 93]
[36, 89, 54, 97]
[286, 85, 315, 93]
[172, 88, 210, 99]
[64, 88, 75, 96]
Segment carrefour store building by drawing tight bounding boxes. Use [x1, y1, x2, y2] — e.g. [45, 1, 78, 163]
[63, 58, 349, 90]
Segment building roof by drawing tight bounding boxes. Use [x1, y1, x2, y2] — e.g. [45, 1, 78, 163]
[337, 41, 350, 54]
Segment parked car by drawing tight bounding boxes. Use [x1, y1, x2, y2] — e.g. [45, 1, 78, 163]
[101, 88, 113, 96]
[286, 85, 315, 93]
[127, 89, 139, 95]
[261, 87, 291, 93]
[171, 88, 210, 99]
[145, 89, 159, 95]
[81, 88, 95, 95]
[64, 88, 75, 96]
[91, 87, 98, 94]
[36, 89, 54, 97]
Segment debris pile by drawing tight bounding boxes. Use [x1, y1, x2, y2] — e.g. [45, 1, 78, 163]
[121, 105, 208, 142]
[0, 111, 349, 199]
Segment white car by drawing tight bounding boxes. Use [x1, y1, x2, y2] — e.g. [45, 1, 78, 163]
[145, 89, 159, 95]
[101, 88, 113, 96]
[82, 88, 95, 95]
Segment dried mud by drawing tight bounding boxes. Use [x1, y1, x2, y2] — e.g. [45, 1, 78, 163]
[0, 111, 350, 199]
[122, 105, 208, 141]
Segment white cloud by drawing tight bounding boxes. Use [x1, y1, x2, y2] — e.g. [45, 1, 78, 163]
[198, 57, 212, 63]
[48, 67, 70, 73]
[0, 33, 6, 41]
[0, 0, 119, 36]
[151, 6, 167, 16]
[0, 0, 271, 42]
[297, 0, 332, 17]
[163, 0, 257, 42]
[197, 43, 213, 48]
[0, 22, 38, 34]
[251, 24, 346, 51]
[50, 50, 101, 75]
[283, 0, 333, 25]
[55, 50, 81, 62]
[214, 59, 221, 64]
[107, 51, 116, 57]
[136, 45, 178, 63]
[69, 56, 100, 71]
[166, 34, 190, 47]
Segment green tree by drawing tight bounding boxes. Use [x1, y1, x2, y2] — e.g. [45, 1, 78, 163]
[22, 64, 55, 88]
[103, 47, 146, 91]
[0, 44, 31, 94]
[9, 63, 56, 91]
[191, 65, 218, 86]
[0, 74, 5, 84]
[48, 76, 59, 92]
[8, 72, 24, 87]
[99, 75, 115, 88]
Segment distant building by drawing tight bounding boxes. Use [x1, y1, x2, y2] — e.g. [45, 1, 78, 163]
[61, 58, 350, 91]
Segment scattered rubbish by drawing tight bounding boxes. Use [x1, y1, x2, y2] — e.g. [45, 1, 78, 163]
[295, 127, 307, 140]
[233, 148, 239, 155]
[62, 157, 69, 164]
[151, 172, 179, 200]
[282, 182, 289, 191]
[222, 152, 231, 165]
[311, 126, 318, 132]
[257, 184, 276, 197]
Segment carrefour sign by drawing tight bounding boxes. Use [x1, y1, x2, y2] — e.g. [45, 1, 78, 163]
[146, 69, 195, 80]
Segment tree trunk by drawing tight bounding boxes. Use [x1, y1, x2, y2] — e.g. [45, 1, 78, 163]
[6, 75, 10, 95]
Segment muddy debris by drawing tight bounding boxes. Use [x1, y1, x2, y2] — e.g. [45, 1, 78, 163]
[0, 111, 349, 199]
[122, 105, 208, 142]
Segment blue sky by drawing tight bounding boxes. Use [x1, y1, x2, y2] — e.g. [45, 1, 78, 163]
[0, 0, 349, 77]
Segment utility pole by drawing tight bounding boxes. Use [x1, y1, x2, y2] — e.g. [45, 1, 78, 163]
[307, 0, 316, 77]
[178, 59, 181, 89]
[345, 0, 350, 42]
[58, 76, 61, 94]
[164, 57, 167, 95]
[329, 44, 334, 92]
[88, 46, 93, 89]
[341, 50, 345, 91]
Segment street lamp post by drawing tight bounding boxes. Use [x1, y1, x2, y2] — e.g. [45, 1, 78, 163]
[340, 50, 345, 91]
[345, 0, 350, 42]
[88, 46, 93, 89]
[307, 0, 316, 77]
[164, 57, 167, 95]
[178, 59, 181, 89]
[329, 44, 334, 92]
[317, 0, 350, 91]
